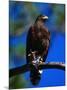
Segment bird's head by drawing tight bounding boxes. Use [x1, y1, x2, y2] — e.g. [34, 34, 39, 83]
[35, 14, 48, 23]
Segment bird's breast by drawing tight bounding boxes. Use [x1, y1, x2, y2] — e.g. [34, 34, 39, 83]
[37, 32, 42, 38]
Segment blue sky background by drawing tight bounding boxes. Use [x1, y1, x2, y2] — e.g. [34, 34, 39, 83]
[9, 1, 65, 88]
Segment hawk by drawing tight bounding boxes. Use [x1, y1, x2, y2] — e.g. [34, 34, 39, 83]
[26, 15, 50, 64]
[26, 15, 50, 85]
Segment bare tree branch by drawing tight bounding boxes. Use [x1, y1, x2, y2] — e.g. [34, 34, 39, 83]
[38, 62, 65, 70]
[9, 62, 65, 78]
[9, 64, 30, 78]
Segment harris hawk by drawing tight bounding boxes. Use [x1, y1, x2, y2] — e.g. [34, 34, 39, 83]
[26, 15, 50, 65]
[26, 15, 50, 85]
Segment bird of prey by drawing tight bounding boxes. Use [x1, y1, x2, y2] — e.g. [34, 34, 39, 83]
[26, 15, 50, 64]
[26, 15, 50, 85]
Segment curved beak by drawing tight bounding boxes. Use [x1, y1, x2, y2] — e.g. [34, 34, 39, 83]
[42, 16, 48, 19]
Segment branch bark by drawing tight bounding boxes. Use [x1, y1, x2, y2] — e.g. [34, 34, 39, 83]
[9, 62, 65, 78]
[38, 62, 65, 70]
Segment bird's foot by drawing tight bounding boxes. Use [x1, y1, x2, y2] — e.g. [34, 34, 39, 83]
[39, 57, 44, 64]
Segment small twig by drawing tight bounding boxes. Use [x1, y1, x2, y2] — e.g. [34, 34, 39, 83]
[9, 62, 65, 78]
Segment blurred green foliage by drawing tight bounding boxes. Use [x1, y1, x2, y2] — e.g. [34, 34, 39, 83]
[15, 44, 26, 57]
[55, 5, 64, 22]
[9, 75, 28, 88]
[9, 20, 25, 36]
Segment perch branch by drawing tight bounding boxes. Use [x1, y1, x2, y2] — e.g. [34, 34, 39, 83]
[38, 62, 65, 70]
[9, 62, 65, 78]
[9, 64, 30, 78]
